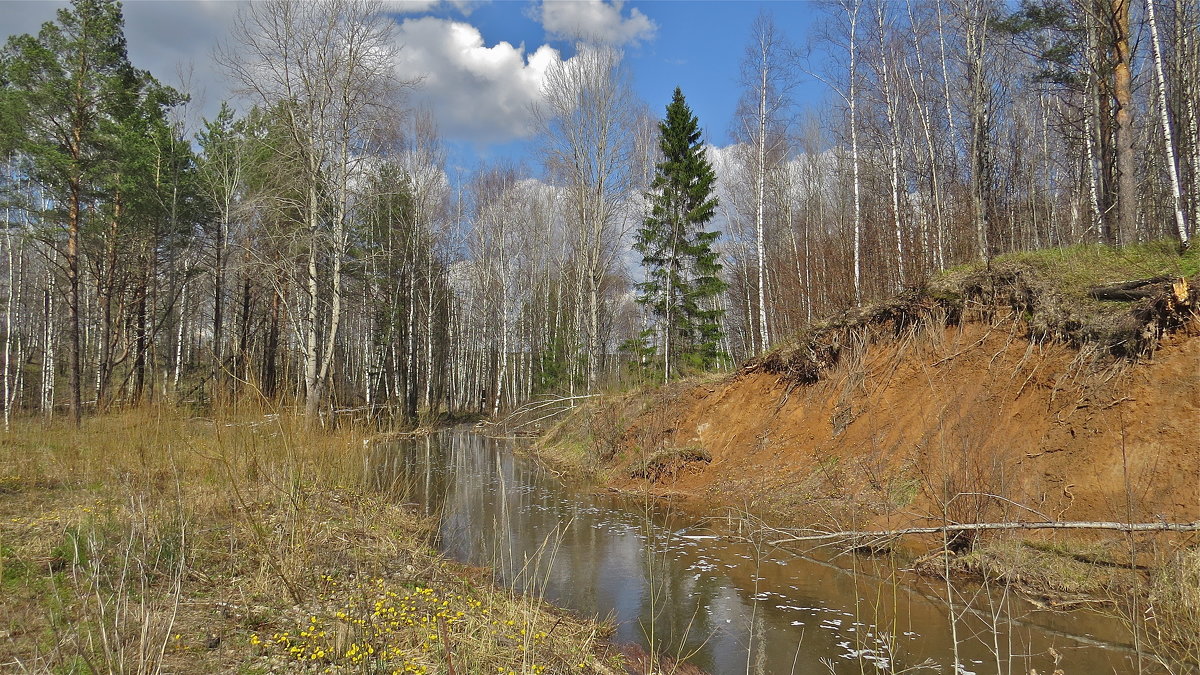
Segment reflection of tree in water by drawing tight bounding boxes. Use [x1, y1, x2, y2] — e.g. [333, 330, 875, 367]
[635, 507, 724, 671]
[361, 430, 1137, 675]
[363, 435, 450, 513]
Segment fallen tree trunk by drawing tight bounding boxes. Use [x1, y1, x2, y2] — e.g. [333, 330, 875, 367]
[768, 520, 1200, 546]
[1087, 277, 1171, 301]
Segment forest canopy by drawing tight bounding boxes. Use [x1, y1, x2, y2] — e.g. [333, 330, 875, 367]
[0, 0, 1194, 426]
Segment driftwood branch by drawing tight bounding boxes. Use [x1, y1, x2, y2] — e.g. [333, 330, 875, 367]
[499, 393, 603, 429]
[769, 520, 1200, 546]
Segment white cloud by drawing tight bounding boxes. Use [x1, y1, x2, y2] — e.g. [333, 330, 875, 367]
[2, 2, 559, 145]
[122, 2, 243, 121]
[1, 1, 243, 131]
[394, 17, 563, 144]
[390, 0, 443, 14]
[538, 0, 656, 46]
[388, 0, 483, 15]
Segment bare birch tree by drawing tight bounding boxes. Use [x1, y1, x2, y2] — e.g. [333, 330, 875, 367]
[221, 0, 407, 420]
[536, 44, 639, 390]
[1145, 0, 1189, 246]
[734, 12, 800, 350]
[819, 0, 866, 304]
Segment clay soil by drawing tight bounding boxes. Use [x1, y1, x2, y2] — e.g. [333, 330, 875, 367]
[605, 314, 1199, 542]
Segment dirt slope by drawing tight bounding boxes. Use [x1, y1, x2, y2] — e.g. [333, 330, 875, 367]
[611, 313, 1199, 532]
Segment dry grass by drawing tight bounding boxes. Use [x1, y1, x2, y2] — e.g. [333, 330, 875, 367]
[754, 241, 1198, 386]
[0, 406, 623, 674]
[916, 536, 1200, 672]
[627, 447, 711, 484]
[1144, 547, 1200, 673]
[530, 387, 656, 476]
[939, 539, 1133, 600]
[531, 374, 724, 480]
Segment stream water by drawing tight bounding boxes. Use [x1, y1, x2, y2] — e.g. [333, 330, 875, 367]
[367, 429, 1145, 674]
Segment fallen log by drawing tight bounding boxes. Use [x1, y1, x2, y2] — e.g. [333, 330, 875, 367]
[768, 520, 1200, 546]
[1087, 276, 1170, 301]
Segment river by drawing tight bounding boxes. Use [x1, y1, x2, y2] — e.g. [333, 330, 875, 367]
[366, 429, 1145, 674]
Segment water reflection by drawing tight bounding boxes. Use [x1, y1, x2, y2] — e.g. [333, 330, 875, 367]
[367, 430, 1142, 675]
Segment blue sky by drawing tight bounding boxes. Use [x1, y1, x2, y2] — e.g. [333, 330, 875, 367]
[424, 0, 832, 171]
[1, 0, 833, 172]
[618, 1, 829, 138]
[465, 1, 828, 125]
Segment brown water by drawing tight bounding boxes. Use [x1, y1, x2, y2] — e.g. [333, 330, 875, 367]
[369, 429, 1147, 675]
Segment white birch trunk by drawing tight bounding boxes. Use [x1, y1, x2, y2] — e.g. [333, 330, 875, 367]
[42, 251, 56, 418]
[303, 182, 321, 418]
[755, 57, 771, 352]
[424, 252, 434, 410]
[4, 203, 13, 431]
[315, 136, 350, 406]
[173, 264, 188, 391]
[1084, 114, 1103, 239]
[493, 312, 507, 417]
[848, 1, 863, 304]
[1186, 0, 1200, 237]
[1146, 0, 1189, 244]
[11, 248, 25, 417]
[876, 2, 906, 287]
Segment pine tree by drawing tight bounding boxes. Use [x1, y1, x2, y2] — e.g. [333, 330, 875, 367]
[2, 0, 137, 424]
[634, 87, 726, 380]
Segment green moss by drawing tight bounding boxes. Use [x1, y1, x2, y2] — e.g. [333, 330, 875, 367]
[886, 477, 921, 509]
[966, 241, 1199, 299]
[0, 544, 29, 585]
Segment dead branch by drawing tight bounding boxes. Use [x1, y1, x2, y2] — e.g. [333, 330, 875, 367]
[768, 520, 1200, 546]
[500, 393, 602, 420]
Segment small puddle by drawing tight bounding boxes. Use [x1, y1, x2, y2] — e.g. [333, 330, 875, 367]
[369, 429, 1146, 674]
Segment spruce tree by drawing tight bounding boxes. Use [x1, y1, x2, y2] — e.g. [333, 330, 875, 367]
[634, 87, 726, 380]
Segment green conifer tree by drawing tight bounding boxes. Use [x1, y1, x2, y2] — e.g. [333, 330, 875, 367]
[2, 0, 136, 424]
[634, 87, 727, 380]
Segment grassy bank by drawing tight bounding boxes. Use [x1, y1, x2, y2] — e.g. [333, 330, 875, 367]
[0, 408, 623, 674]
[525, 376, 724, 483]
